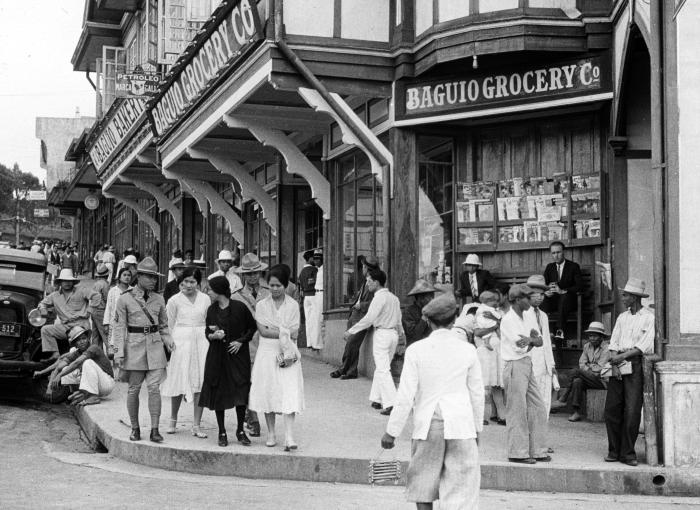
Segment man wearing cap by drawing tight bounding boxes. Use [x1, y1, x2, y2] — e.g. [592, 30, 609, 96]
[38, 269, 101, 361]
[500, 284, 549, 464]
[305, 249, 324, 351]
[525, 275, 558, 416]
[459, 253, 496, 305]
[402, 279, 436, 348]
[603, 278, 654, 466]
[382, 293, 484, 509]
[330, 255, 381, 379]
[298, 249, 318, 348]
[542, 241, 583, 339]
[163, 259, 187, 303]
[208, 249, 243, 295]
[167, 248, 183, 282]
[112, 257, 175, 443]
[34, 325, 115, 406]
[552, 321, 611, 422]
[101, 245, 116, 283]
[90, 263, 111, 350]
[231, 252, 270, 437]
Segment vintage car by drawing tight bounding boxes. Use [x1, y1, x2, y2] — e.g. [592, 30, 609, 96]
[0, 248, 52, 386]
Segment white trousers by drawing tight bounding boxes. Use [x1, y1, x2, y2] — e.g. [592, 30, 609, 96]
[369, 328, 398, 409]
[535, 372, 553, 421]
[62, 359, 115, 397]
[304, 294, 323, 349]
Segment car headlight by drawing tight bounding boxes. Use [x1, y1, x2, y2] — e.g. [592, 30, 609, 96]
[28, 308, 46, 327]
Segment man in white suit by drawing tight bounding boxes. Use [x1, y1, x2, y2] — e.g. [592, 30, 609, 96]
[381, 293, 484, 510]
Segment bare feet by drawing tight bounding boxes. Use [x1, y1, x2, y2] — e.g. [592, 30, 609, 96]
[77, 396, 101, 406]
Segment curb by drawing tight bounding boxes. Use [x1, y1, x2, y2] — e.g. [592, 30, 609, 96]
[74, 405, 700, 497]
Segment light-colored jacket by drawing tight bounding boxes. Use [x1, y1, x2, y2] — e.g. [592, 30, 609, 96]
[112, 286, 171, 370]
[527, 307, 555, 376]
[386, 328, 485, 440]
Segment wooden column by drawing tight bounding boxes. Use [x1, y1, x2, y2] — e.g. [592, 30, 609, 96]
[608, 136, 628, 317]
[390, 128, 418, 299]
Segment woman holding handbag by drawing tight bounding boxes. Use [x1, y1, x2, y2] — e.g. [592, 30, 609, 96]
[249, 265, 305, 451]
[200, 276, 257, 447]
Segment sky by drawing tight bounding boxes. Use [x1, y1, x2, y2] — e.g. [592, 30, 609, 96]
[0, 1, 95, 181]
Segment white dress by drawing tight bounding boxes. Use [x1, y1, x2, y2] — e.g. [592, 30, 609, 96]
[249, 295, 305, 414]
[161, 291, 211, 402]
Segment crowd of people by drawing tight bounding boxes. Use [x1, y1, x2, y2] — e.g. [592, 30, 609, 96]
[30, 239, 654, 510]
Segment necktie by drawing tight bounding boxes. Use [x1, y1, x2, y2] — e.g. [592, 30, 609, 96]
[557, 263, 563, 281]
[252, 287, 257, 299]
[143, 292, 149, 302]
[470, 274, 478, 299]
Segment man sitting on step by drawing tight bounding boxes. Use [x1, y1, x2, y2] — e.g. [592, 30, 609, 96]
[552, 321, 611, 421]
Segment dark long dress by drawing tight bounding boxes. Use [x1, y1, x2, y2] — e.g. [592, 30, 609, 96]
[198, 300, 256, 410]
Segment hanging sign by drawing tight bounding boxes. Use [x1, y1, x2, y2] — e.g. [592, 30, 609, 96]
[116, 67, 162, 98]
[27, 190, 47, 201]
[88, 98, 147, 173]
[395, 56, 612, 122]
[148, 0, 263, 138]
[33, 208, 50, 218]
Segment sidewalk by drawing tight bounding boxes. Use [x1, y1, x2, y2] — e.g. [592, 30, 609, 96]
[74, 355, 700, 496]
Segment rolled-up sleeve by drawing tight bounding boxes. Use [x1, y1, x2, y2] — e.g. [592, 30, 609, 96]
[634, 313, 655, 354]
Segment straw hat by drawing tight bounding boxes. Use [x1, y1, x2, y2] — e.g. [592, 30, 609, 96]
[362, 255, 380, 269]
[216, 250, 234, 262]
[584, 321, 609, 337]
[95, 263, 109, 277]
[525, 274, 548, 290]
[123, 254, 138, 265]
[68, 325, 90, 344]
[619, 277, 649, 298]
[56, 268, 80, 282]
[235, 253, 268, 273]
[407, 279, 437, 296]
[169, 258, 186, 269]
[136, 257, 162, 277]
[462, 253, 482, 266]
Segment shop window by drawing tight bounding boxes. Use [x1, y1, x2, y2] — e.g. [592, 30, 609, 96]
[330, 122, 343, 150]
[368, 98, 389, 127]
[245, 202, 277, 267]
[418, 136, 454, 285]
[334, 150, 383, 305]
[159, 0, 216, 64]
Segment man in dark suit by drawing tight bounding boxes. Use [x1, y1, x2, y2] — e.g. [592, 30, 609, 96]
[459, 253, 496, 304]
[330, 255, 380, 380]
[542, 241, 583, 338]
[162, 260, 186, 303]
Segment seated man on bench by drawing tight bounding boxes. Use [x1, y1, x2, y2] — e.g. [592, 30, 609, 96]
[541, 241, 583, 340]
[34, 325, 115, 406]
[552, 321, 610, 421]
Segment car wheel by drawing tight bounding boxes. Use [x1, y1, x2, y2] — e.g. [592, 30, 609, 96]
[33, 377, 70, 404]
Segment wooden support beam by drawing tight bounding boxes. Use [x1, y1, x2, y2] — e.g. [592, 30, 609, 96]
[120, 176, 182, 230]
[103, 190, 160, 242]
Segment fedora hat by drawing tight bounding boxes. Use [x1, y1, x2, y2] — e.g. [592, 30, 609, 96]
[462, 253, 482, 266]
[584, 321, 609, 337]
[362, 255, 380, 269]
[619, 277, 649, 298]
[55, 268, 80, 282]
[407, 279, 437, 296]
[526, 274, 548, 290]
[95, 263, 109, 277]
[123, 254, 138, 265]
[68, 325, 89, 344]
[236, 253, 268, 273]
[169, 257, 186, 269]
[216, 249, 234, 262]
[136, 257, 163, 277]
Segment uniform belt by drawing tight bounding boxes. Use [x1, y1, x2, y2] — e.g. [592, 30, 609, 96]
[127, 325, 159, 334]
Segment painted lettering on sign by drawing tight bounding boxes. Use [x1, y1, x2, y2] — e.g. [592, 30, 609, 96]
[88, 99, 146, 172]
[398, 57, 610, 119]
[150, 0, 262, 137]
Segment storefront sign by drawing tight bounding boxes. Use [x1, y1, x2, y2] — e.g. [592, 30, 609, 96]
[33, 208, 49, 218]
[116, 67, 161, 98]
[27, 190, 47, 201]
[88, 98, 147, 173]
[396, 56, 612, 121]
[149, 0, 263, 138]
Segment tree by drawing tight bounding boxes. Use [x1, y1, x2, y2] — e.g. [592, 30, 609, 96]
[0, 162, 45, 244]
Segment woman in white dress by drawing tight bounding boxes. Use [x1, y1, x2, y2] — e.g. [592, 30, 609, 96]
[249, 265, 304, 451]
[161, 267, 211, 438]
[103, 267, 132, 355]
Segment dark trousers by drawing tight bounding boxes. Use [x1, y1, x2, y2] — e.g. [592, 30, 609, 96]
[541, 292, 576, 333]
[340, 310, 368, 377]
[604, 358, 643, 461]
[569, 368, 606, 409]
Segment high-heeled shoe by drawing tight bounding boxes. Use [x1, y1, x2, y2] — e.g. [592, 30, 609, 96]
[166, 419, 177, 434]
[218, 432, 228, 447]
[191, 426, 208, 438]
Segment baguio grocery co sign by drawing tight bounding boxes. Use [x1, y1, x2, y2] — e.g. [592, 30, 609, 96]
[395, 56, 612, 123]
[149, 0, 263, 138]
[88, 99, 147, 173]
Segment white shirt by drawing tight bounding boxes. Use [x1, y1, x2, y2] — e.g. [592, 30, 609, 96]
[314, 265, 324, 292]
[386, 328, 484, 440]
[556, 261, 565, 280]
[347, 288, 403, 335]
[101, 251, 116, 265]
[499, 307, 540, 361]
[527, 307, 555, 375]
[208, 269, 243, 294]
[609, 306, 655, 354]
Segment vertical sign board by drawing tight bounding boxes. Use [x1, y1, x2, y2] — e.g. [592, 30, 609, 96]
[148, 0, 264, 138]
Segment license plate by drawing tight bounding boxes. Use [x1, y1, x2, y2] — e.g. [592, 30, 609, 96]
[0, 322, 20, 337]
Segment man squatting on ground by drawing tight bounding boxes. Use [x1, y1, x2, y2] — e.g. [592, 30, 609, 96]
[34, 325, 115, 405]
[382, 292, 484, 510]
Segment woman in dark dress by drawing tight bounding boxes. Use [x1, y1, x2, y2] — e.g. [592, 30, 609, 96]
[200, 276, 256, 447]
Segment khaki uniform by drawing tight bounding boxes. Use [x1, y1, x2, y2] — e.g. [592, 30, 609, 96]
[112, 286, 170, 370]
